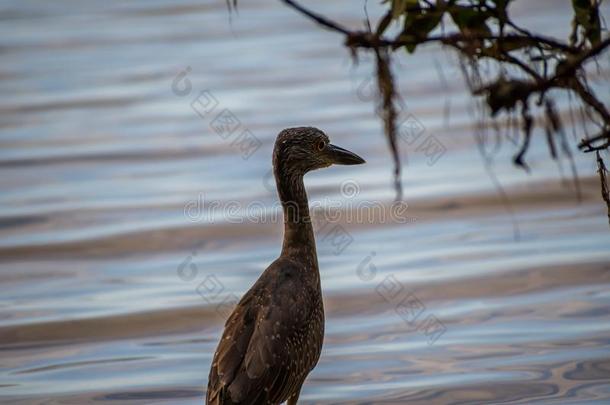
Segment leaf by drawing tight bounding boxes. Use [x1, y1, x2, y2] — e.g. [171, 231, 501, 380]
[391, 0, 406, 19]
[390, 0, 419, 20]
[449, 5, 492, 37]
[398, 34, 418, 53]
[401, 7, 444, 53]
[376, 11, 394, 36]
[571, 0, 601, 46]
[489, 0, 512, 27]
[497, 36, 530, 52]
[489, 0, 512, 15]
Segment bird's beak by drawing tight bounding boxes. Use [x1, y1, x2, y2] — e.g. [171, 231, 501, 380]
[327, 144, 366, 165]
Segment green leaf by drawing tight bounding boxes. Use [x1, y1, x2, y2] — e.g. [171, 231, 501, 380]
[376, 12, 394, 36]
[489, 0, 512, 12]
[390, 0, 420, 20]
[498, 36, 530, 51]
[489, 0, 512, 22]
[401, 7, 443, 53]
[396, 32, 416, 51]
[449, 5, 492, 37]
[391, 0, 405, 19]
[572, 0, 601, 45]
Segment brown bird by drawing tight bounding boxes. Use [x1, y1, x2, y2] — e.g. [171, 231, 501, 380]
[206, 127, 365, 404]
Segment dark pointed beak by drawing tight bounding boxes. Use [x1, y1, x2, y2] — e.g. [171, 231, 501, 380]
[327, 144, 366, 165]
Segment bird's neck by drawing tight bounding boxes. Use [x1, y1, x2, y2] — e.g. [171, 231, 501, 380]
[275, 170, 318, 264]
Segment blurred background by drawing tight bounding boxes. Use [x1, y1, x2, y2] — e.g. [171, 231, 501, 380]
[1, 0, 610, 403]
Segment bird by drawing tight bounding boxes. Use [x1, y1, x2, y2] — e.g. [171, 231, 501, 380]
[206, 127, 365, 405]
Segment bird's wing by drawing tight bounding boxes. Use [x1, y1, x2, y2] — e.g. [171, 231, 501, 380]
[206, 289, 257, 405]
[206, 259, 315, 405]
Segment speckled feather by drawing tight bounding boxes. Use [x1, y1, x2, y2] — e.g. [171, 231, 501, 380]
[207, 257, 324, 405]
[206, 127, 360, 405]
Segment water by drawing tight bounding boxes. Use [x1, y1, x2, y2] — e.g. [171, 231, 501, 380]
[1, 0, 610, 403]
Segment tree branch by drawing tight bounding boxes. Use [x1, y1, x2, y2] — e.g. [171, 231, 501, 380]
[281, 0, 351, 35]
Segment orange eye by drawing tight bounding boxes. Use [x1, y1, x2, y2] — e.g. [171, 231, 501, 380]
[316, 140, 326, 151]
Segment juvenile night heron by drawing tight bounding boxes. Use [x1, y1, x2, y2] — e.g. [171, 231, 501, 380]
[206, 127, 365, 404]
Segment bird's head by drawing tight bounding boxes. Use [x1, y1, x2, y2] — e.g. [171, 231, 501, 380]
[273, 127, 365, 175]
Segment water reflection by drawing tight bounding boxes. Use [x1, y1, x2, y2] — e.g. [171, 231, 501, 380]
[1, 0, 610, 404]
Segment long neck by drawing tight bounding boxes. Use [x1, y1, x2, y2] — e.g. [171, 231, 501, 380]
[275, 168, 317, 263]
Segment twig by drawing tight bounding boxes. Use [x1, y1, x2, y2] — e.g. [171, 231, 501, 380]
[279, 0, 610, 206]
[596, 151, 610, 227]
[374, 47, 403, 201]
[281, 0, 351, 35]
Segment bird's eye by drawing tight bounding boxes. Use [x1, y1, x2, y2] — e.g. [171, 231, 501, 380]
[315, 140, 326, 151]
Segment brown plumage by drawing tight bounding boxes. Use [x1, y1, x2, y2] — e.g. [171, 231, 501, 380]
[206, 127, 365, 405]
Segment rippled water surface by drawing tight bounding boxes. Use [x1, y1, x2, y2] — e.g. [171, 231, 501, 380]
[1, 0, 610, 404]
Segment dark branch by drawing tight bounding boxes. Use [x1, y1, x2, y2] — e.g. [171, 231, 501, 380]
[277, 0, 610, 213]
[281, 0, 351, 36]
